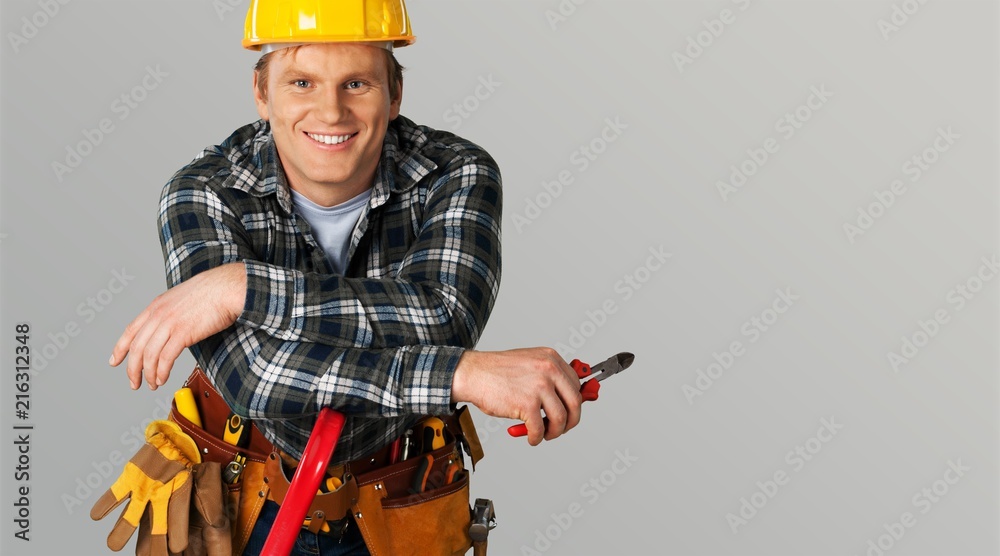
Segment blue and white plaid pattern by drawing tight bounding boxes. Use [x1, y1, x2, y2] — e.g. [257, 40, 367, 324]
[158, 115, 502, 463]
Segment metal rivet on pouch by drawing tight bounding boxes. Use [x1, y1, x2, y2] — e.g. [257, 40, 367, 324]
[370, 458, 376, 464]
[374, 484, 382, 491]
[355, 512, 362, 519]
[258, 491, 265, 497]
[203, 448, 209, 454]
[263, 477, 269, 484]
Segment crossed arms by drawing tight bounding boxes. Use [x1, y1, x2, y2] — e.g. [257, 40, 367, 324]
[110, 145, 584, 445]
[111, 149, 501, 420]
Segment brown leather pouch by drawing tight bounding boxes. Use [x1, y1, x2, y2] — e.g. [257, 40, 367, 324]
[350, 431, 475, 555]
[169, 367, 273, 556]
[170, 368, 273, 464]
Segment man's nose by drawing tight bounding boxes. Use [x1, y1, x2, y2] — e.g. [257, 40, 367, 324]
[315, 89, 348, 123]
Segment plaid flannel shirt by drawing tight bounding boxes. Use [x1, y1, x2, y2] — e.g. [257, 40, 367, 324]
[158, 115, 502, 463]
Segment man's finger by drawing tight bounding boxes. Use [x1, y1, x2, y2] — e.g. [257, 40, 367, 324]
[553, 359, 584, 429]
[110, 309, 150, 367]
[126, 318, 158, 390]
[523, 413, 545, 447]
[554, 375, 584, 432]
[142, 326, 172, 389]
[156, 338, 186, 388]
[539, 390, 568, 441]
[558, 359, 579, 385]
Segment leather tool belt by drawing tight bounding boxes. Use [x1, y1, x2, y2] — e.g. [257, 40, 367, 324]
[169, 366, 487, 556]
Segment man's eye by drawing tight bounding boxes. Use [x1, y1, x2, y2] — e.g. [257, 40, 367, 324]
[293, 80, 310, 88]
[346, 80, 364, 90]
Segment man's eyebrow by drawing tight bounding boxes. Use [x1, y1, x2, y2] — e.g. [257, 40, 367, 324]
[275, 67, 322, 81]
[276, 66, 384, 83]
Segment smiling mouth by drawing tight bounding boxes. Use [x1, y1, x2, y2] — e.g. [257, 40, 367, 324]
[306, 132, 357, 145]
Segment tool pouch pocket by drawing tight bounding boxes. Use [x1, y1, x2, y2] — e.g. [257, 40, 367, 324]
[381, 473, 472, 556]
[352, 438, 474, 556]
[168, 367, 274, 556]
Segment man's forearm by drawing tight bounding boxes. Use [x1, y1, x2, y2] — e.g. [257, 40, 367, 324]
[192, 324, 465, 420]
[161, 169, 501, 352]
[237, 259, 496, 348]
[235, 174, 502, 349]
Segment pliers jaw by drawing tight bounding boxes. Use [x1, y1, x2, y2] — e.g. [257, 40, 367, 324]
[585, 352, 635, 383]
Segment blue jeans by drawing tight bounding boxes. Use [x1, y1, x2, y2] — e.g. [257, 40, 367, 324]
[242, 500, 370, 556]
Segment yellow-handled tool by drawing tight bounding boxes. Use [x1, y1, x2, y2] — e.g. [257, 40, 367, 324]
[173, 387, 202, 428]
[420, 417, 445, 452]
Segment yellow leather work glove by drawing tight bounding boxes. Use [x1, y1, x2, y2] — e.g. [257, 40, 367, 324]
[90, 420, 201, 555]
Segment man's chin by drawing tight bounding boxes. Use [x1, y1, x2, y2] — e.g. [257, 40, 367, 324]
[306, 172, 359, 189]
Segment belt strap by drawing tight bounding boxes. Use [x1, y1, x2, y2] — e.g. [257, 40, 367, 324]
[263, 412, 477, 535]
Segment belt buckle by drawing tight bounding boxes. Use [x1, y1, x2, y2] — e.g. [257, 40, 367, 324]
[326, 516, 350, 539]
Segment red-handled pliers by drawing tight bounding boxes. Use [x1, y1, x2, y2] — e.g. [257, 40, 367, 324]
[507, 352, 635, 437]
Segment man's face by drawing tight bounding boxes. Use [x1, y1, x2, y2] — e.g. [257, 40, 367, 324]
[253, 43, 401, 204]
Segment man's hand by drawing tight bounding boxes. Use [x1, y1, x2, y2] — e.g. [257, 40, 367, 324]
[109, 263, 247, 391]
[451, 347, 584, 446]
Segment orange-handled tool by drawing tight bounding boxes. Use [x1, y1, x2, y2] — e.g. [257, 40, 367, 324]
[507, 352, 634, 438]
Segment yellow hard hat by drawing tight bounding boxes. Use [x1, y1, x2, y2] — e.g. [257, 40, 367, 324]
[243, 0, 415, 51]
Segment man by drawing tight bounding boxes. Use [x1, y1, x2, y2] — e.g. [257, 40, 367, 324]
[108, 1, 584, 553]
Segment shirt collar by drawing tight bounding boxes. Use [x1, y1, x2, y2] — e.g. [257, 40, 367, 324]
[223, 117, 438, 215]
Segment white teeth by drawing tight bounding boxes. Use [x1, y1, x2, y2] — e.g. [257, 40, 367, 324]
[307, 132, 353, 145]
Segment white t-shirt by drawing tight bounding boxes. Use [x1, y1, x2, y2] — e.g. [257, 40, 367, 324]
[289, 187, 372, 275]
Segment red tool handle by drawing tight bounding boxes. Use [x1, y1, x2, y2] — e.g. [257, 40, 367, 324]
[262, 407, 346, 556]
[507, 359, 600, 438]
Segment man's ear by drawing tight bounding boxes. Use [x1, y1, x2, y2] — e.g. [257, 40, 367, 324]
[252, 70, 268, 121]
[389, 79, 403, 121]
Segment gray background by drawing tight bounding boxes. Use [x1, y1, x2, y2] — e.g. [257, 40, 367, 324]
[1, 1, 997, 555]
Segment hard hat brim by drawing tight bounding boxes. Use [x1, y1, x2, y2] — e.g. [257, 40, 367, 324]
[243, 36, 415, 51]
